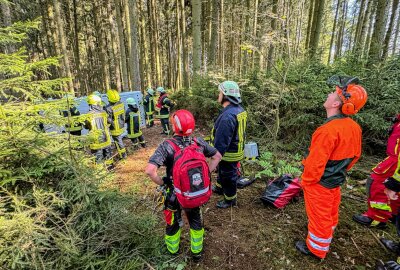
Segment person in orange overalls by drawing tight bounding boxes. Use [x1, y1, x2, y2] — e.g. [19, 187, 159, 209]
[353, 114, 400, 228]
[295, 76, 368, 259]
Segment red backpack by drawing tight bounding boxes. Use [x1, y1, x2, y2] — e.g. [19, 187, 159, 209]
[167, 138, 212, 208]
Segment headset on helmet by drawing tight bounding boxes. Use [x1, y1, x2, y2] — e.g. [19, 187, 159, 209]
[171, 110, 195, 136]
[327, 75, 368, 115]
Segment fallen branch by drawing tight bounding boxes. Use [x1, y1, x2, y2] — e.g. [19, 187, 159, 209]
[351, 237, 363, 255]
[342, 194, 365, 202]
[368, 229, 388, 252]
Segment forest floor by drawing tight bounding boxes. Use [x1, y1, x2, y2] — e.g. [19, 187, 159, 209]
[109, 122, 398, 270]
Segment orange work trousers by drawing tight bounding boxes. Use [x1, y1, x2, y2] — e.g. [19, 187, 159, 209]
[303, 183, 341, 259]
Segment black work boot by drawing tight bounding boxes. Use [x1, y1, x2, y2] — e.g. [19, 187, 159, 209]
[295, 241, 321, 259]
[212, 184, 223, 195]
[141, 143, 146, 148]
[353, 214, 387, 228]
[384, 260, 400, 270]
[192, 252, 203, 263]
[216, 199, 237, 209]
[381, 238, 400, 254]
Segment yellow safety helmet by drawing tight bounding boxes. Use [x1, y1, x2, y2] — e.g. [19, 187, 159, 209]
[87, 94, 101, 105]
[106, 89, 120, 103]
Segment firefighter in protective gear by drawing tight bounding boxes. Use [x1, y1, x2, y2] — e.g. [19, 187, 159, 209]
[376, 156, 400, 270]
[105, 89, 127, 159]
[353, 114, 400, 228]
[211, 81, 247, 209]
[125, 98, 146, 148]
[92, 91, 106, 107]
[295, 76, 367, 259]
[61, 94, 82, 136]
[145, 110, 222, 261]
[155, 87, 174, 135]
[143, 88, 155, 127]
[84, 94, 113, 165]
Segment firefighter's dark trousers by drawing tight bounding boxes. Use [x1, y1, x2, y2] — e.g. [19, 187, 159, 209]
[112, 134, 127, 159]
[91, 146, 112, 164]
[160, 117, 170, 134]
[130, 135, 146, 148]
[164, 194, 204, 255]
[217, 160, 240, 202]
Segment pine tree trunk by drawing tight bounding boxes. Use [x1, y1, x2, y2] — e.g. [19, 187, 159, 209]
[368, 0, 388, 63]
[364, 1, 377, 58]
[305, 0, 315, 50]
[122, 0, 132, 88]
[242, 0, 250, 75]
[53, 0, 74, 92]
[1, 2, 14, 53]
[267, 0, 278, 73]
[354, 0, 367, 51]
[93, 1, 111, 90]
[309, 0, 325, 58]
[192, 0, 202, 81]
[114, 0, 129, 91]
[128, 0, 141, 91]
[108, 1, 122, 91]
[251, 0, 259, 69]
[355, 0, 374, 57]
[392, 9, 400, 55]
[137, 0, 151, 89]
[219, 0, 225, 73]
[382, 0, 399, 60]
[181, 0, 189, 87]
[149, 0, 162, 86]
[71, 0, 83, 92]
[328, 0, 340, 63]
[175, 0, 182, 89]
[208, 0, 218, 67]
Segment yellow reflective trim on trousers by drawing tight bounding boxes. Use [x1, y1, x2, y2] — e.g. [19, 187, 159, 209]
[165, 229, 181, 254]
[395, 138, 399, 155]
[370, 201, 392, 211]
[215, 182, 222, 188]
[114, 141, 126, 156]
[224, 193, 237, 200]
[397, 256, 400, 264]
[155, 113, 170, 119]
[89, 112, 112, 150]
[190, 228, 204, 254]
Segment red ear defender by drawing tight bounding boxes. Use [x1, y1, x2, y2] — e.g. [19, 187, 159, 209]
[335, 84, 367, 115]
[341, 103, 356, 115]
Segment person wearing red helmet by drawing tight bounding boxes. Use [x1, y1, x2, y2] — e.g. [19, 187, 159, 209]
[353, 114, 400, 228]
[296, 76, 367, 259]
[145, 110, 222, 261]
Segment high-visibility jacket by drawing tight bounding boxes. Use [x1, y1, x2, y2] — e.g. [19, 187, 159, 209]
[155, 94, 173, 119]
[104, 101, 126, 136]
[61, 106, 82, 132]
[143, 94, 155, 115]
[211, 104, 247, 162]
[301, 114, 362, 189]
[125, 106, 143, 139]
[84, 106, 111, 150]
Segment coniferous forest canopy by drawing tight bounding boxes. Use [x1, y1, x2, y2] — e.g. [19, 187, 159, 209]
[1, 0, 400, 269]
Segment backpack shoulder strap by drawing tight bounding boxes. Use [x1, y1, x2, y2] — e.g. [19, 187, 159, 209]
[166, 138, 182, 155]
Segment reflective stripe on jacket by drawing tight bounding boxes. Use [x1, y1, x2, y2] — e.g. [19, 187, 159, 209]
[211, 104, 247, 162]
[85, 109, 112, 150]
[126, 107, 143, 139]
[105, 101, 126, 136]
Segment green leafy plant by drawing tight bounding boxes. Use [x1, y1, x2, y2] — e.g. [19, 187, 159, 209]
[256, 151, 302, 179]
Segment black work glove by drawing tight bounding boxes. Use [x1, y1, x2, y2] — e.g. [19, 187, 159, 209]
[162, 176, 172, 186]
[384, 177, 400, 193]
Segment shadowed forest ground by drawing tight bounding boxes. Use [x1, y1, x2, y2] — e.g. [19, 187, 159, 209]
[110, 123, 397, 270]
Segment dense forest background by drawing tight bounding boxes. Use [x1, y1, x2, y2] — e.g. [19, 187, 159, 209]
[1, 0, 400, 269]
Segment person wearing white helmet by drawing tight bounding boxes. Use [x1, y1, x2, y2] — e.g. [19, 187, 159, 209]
[211, 81, 248, 209]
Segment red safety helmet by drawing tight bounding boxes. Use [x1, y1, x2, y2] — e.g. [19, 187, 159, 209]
[336, 84, 368, 115]
[171, 110, 195, 136]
